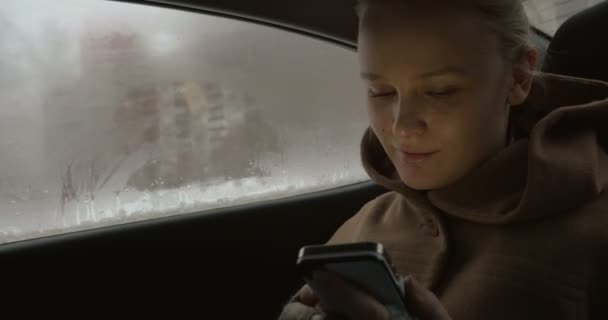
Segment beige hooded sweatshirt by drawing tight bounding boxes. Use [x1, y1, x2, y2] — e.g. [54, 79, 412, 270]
[328, 74, 608, 319]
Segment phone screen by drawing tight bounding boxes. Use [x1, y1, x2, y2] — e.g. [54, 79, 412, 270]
[324, 260, 404, 308]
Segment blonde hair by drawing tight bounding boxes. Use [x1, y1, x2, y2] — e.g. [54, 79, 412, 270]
[356, 0, 532, 62]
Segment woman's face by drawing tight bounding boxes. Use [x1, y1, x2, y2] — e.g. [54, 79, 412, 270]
[358, 4, 520, 190]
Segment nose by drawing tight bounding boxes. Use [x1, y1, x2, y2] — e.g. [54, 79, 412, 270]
[392, 96, 427, 138]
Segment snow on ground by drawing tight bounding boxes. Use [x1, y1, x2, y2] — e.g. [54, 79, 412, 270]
[0, 173, 366, 245]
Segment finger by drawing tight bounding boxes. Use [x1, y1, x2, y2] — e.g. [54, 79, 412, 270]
[278, 302, 324, 320]
[323, 313, 349, 320]
[323, 314, 348, 320]
[299, 284, 320, 306]
[309, 271, 389, 320]
[403, 276, 452, 320]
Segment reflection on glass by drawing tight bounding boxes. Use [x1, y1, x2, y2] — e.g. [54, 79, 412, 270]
[0, 0, 368, 243]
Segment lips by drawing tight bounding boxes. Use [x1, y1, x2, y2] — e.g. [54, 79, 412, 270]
[397, 149, 438, 162]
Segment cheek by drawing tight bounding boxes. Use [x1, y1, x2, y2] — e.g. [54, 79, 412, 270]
[439, 98, 509, 166]
[474, 93, 511, 143]
[367, 106, 399, 161]
[367, 105, 393, 136]
[427, 100, 490, 155]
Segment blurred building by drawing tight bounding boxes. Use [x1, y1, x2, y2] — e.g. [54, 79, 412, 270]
[75, 23, 282, 192]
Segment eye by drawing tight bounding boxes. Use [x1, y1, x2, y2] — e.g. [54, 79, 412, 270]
[426, 88, 460, 98]
[368, 89, 397, 99]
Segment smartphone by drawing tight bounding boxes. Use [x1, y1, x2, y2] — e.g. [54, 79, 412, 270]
[297, 242, 416, 320]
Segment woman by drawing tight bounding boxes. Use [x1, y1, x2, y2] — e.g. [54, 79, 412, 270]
[280, 0, 608, 319]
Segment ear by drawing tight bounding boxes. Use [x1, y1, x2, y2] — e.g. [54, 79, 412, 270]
[508, 48, 537, 106]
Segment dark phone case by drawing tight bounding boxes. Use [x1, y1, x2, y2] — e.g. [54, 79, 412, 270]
[297, 242, 416, 320]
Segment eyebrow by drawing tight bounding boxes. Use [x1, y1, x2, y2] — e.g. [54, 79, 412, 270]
[360, 66, 470, 80]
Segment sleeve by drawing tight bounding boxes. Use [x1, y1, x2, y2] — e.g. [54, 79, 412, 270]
[589, 252, 608, 319]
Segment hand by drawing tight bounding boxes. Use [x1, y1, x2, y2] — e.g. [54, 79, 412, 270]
[401, 275, 452, 320]
[306, 271, 452, 320]
[278, 285, 326, 320]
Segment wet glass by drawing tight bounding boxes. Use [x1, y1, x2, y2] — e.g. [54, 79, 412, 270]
[0, 0, 368, 244]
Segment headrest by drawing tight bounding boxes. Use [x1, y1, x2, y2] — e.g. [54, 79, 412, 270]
[542, 1, 608, 82]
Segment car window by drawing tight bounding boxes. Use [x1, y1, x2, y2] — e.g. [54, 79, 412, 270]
[523, 0, 605, 36]
[0, 0, 369, 244]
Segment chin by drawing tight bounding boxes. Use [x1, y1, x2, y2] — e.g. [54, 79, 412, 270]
[401, 168, 471, 191]
[397, 169, 451, 191]
[399, 174, 439, 191]
[403, 181, 436, 191]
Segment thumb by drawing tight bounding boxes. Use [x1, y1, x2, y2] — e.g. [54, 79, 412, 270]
[403, 276, 451, 320]
[299, 284, 320, 306]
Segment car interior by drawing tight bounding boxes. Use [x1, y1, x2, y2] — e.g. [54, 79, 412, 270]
[541, 0, 608, 81]
[1, 0, 606, 317]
